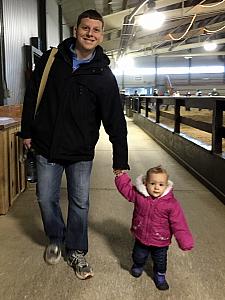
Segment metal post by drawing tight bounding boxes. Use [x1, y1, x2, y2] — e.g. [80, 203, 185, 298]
[145, 98, 149, 117]
[37, 0, 47, 52]
[155, 98, 162, 123]
[188, 57, 191, 85]
[212, 100, 223, 154]
[154, 55, 158, 91]
[174, 99, 181, 133]
[58, 3, 63, 42]
[122, 70, 125, 89]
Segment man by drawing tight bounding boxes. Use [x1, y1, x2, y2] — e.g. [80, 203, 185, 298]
[21, 10, 129, 280]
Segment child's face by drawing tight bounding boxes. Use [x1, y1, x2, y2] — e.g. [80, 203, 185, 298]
[145, 173, 168, 198]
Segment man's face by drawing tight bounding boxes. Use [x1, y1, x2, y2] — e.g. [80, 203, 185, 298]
[74, 17, 103, 53]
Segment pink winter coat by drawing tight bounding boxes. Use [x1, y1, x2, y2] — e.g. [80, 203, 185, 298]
[115, 173, 194, 250]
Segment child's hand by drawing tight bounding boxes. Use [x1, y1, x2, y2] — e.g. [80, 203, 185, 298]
[180, 245, 194, 251]
[182, 247, 193, 251]
[113, 169, 125, 176]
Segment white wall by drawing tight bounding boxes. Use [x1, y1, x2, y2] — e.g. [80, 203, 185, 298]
[46, 0, 59, 48]
[3, 0, 70, 105]
[114, 55, 225, 95]
[46, 0, 70, 48]
[3, 0, 38, 104]
[63, 16, 71, 40]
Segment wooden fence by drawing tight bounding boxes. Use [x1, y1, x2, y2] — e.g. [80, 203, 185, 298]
[127, 96, 225, 154]
[126, 96, 225, 204]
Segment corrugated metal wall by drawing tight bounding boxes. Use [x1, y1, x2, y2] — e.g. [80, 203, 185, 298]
[46, 0, 59, 48]
[3, 0, 70, 105]
[3, 0, 38, 104]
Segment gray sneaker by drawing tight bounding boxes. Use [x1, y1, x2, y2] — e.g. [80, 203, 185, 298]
[67, 250, 94, 280]
[44, 244, 61, 265]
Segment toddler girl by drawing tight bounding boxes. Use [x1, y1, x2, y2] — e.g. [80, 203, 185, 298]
[114, 166, 194, 291]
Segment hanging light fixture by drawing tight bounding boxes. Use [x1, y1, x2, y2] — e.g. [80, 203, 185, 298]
[138, 1, 165, 30]
[138, 11, 165, 30]
[203, 41, 217, 51]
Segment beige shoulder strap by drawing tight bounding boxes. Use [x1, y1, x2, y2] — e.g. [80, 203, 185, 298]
[35, 47, 58, 115]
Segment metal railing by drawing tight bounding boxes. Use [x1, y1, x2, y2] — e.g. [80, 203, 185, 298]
[127, 96, 225, 155]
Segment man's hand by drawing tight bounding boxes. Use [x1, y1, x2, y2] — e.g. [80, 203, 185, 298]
[113, 169, 125, 176]
[23, 138, 32, 149]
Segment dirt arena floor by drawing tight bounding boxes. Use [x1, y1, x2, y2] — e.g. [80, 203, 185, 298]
[147, 107, 225, 152]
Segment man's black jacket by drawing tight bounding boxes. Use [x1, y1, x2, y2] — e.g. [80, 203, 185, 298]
[21, 37, 129, 169]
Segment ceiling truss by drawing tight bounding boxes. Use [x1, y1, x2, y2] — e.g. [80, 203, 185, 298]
[60, 0, 225, 58]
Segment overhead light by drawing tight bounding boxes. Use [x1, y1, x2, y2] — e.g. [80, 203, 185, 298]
[138, 10, 165, 30]
[203, 42, 217, 51]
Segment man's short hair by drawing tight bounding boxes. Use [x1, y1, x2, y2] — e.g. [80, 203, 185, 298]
[77, 9, 104, 28]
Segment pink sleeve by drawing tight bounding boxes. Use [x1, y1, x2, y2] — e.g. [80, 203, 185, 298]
[115, 173, 138, 203]
[169, 201, 194, 251]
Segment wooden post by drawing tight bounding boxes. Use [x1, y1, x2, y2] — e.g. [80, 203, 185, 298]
[174, 98, 181, 133]
[212, 100, 223, 154]
[145, 97, 148, 117]
[155, 98, 162, 123]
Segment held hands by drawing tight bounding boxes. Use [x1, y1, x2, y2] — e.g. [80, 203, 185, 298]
[113, 169, 125, 177]
[23, 138, 32, 149]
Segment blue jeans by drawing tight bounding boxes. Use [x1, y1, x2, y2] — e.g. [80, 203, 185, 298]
[132, 239, 168, 274]
[36, 155, 93, 253]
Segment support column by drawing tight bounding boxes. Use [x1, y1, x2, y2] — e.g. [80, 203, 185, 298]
[154, 55, 158, 90]
[37, 0, 47, 52]
[58, 2, 63, 43]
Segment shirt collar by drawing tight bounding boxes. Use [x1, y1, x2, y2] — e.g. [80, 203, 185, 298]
[69, 44, 95, 62]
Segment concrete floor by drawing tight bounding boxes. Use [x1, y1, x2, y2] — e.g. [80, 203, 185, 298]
[1, 118, 225, 300]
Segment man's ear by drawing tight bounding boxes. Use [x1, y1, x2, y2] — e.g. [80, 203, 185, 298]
[99, 33, 104, 44]
[73, 26, 77, 38]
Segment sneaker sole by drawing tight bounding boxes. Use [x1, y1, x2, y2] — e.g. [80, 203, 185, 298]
[75, 270, 94, 280]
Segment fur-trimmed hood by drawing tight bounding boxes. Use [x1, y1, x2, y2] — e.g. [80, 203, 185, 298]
[135, 174, 173, 198]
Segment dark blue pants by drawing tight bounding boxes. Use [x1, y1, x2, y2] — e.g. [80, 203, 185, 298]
[132, 239, 168, 274]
